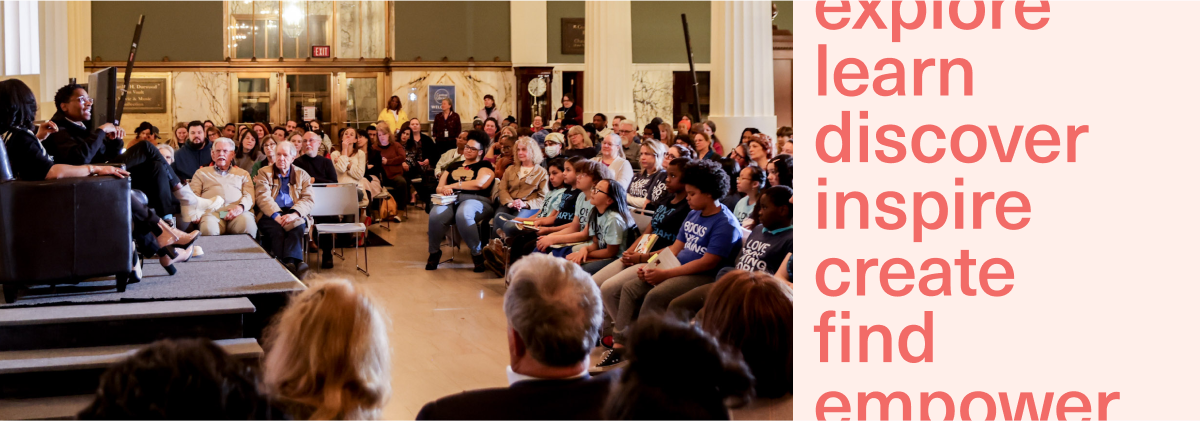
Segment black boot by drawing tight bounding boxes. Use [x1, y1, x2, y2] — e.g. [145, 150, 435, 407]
[472, 254, 486, 273]
[426, 250, 442, 270]
[321, 251, 334, 269]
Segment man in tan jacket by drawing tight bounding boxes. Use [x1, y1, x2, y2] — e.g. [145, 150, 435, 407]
[190, 138, 256, 236]
[254, 140, 315, 277]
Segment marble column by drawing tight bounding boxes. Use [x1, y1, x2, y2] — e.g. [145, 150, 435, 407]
[39, 1, 70, 119]
[708, 1, 776, 154]
[65, 1, 91, 83]
[583, 1, 634, 128]
[511, 1, 547, 66]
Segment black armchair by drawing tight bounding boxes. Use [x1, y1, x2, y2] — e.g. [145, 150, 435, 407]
[0, 138, 134, 303]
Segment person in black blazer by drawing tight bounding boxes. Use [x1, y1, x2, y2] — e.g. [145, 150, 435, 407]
[416, 253, 615, 420]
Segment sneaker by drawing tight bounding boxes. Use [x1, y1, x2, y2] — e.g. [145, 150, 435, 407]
[590, 348, 626, 374]
[426, 251, 442, 270]
[472, 254, 487, 273]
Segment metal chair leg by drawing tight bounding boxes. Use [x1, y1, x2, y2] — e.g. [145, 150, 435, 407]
[355, 231, 369, 276]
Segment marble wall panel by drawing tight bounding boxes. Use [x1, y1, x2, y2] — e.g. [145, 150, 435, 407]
[391, 70, 516, 124]
[632, 70, 673, 128]
[173, 72, 230, 124]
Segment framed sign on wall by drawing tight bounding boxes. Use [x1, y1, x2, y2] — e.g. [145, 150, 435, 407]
[428, 85, 456, 121]
[122, 79, 168, 114]
[562, 18, 584, 55]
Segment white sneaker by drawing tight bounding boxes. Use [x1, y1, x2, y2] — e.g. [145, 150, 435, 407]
[176, 188, 224, 222]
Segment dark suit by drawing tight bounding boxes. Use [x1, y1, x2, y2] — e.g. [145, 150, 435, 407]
[416, 371, 618, 420]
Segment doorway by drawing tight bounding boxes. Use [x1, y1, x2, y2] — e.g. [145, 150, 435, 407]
[286, 74, 332, 132]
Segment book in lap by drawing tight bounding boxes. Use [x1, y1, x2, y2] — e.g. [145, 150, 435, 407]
[632, 233, 658, 255]
[647, 248, 680, 270]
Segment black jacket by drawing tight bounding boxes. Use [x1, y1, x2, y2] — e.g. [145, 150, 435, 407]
[43, 113, 123, 166]
[294, 154, 339, 184]
[173, 140, 213, 180]
[416, 371, 618, 420]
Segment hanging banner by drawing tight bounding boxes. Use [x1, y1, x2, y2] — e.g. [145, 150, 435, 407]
[428, 85, 455, 121]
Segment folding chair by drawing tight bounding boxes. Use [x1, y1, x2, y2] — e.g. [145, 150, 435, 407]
[309, 183, 370, 276]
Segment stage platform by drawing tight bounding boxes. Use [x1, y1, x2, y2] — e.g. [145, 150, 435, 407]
[0, 235, 305, 308]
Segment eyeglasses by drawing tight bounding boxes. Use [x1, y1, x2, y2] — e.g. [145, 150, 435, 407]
[463, 145, 483, 152]
[591, 187, 609, 196]
[619, 130, 635, 134]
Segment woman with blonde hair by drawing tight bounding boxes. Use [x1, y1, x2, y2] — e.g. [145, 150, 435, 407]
[165, 122, 186, 150]
[591, 133, 633, 189]
[262, 279, 391, 420]
[562, 125, 597, 159]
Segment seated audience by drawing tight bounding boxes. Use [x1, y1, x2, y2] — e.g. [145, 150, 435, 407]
[739, 127, 762, 150]
[670, 185, 794, 321]
[189, 138, 256, 237]
[667, 143, 696, 161]
[492, 136, 549, 236]
[296, 130, 339, 184]
[263, 279, 391, 420]
[565, 178, 633, 275]
[748, 133, 775, 170]
[417, 253, 616, 420]
[692, 130, 719, 161]
[167, 122, 187, 150]
[604, 315, 753, 420]
[562, 125, 597, 160]
[0, 79, 197, 275]
[434, 131, 468, 178]
[250, 132, 282, 178]
[306, 119, 333, 157]
[627, 139, 668, 209]
[718, 157, 744, 211]
[254, 140, 314, 277]
[375, 121, 408, 213]
[272, 125, 288, 144]
[505, 157, 584, 268]
[530, 115, 550, 147]
[730, 143, 751, 169]
[130, 121, 158, 149]
[331, 127, 371, 207]
[595, 160, 742, 372]
[542, 132, 566, 162]
[775, 126, 792, 155]
[427, 130, 496, 272]
[591, 157, 692, 286]
[615, 121, 642, 170]
[205, 125, 221, 143]
[592, 133, 634, 189]
[77, 338, 278, 420]
[532, 160, 612, 253]
[234, 129, 264, 174]
[399, 122, 429, 207]
[157, 144, 175, 165]
[780, 139, 793, 155]
[733, 165, 767, 226]
[699, 270, 794, 399]
[767, 154, 793, 188]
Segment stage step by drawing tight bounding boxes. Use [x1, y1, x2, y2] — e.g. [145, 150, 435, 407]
[0, 394, 93, 420]
[0, 298, 255, 352]
[0, 338, 262, 400]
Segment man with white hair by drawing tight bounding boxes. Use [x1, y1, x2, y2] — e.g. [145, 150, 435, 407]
[293, 130, 339, 184]
[416, 254, 617, 420]
[254, 140, 315, 277]
[617, 121, 641, 170]
[188, 137, 255, 236]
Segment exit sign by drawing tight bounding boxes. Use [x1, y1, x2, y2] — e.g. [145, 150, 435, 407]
[312, 45, 331, 58]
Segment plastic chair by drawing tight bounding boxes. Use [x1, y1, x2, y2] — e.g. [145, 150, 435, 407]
[309, 183, 369, 276]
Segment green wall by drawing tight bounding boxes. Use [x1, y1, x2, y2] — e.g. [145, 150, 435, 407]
[546, 1, 585, 64]
[775, 1, 793, 32]
[394, 1, 511, 62]
[631, 1, 710, 63]
[91, 1, 224, 62]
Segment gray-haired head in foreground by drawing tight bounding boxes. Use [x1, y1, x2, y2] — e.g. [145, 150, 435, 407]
[213, 137, 236, 150]
[504, 254, 603, 367]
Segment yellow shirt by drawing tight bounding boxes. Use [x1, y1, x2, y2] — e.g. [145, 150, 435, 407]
[377, 108, 409, 134]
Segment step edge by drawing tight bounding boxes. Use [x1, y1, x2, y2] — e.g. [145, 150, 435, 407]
[0, 297, 257, 327]
[0, 338, 262, 375]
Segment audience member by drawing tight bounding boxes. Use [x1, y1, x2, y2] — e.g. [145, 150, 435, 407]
[254, 140, 314, 277]
[565, 178, 633, 275]
[675, 129, 697, 150]
[595, 160, 742, 371]
[530, 115, 550, 147]
[433, 98, 462, 159]
[176, 120, 215, 180]
[676, 115, 693, 138]
[748, 133, 775, 170]
[205, 125, 221, 143]
[252, 123, 270, 145]
[263, 279, 391, 420]
[668, 143, 696, 161]
[556, 95, 582, 126]
[563, 125, 597, 160]
[0, 79, 197, 275]
[376, 121, 408, 213]
[203, 120, 215, 132]
[477, 94, 501, 122]
[378, 95, 408, 133]
[131, 121, 158, 149]
[582, 123, 598, 148]
[739, 127, 762, 149]
[361, 128, 385, 186]
[616, 121, 641, 170]
[305, 120, 333, 157]
[542, 132, 565, 161]
[157, 144, 175, 165]
[251, 133, 281, 178]
[285, 120, 298, 133]
[503, 115, 517, 128]
[408, 118, 437, 203]
[533, 160, 612, 253]
[592, 133, 634, 189]
[593, 113, 611, 140]
[491, 136, 549, 240]
[592, 157, 692, 286]
[780, 139, 793, 155]
[417, 253, 615, 420]
[222, 123, 237, 139]
[670, 185, 794, 321]
[732, 165, 766, 226]
[627, 139, 668, 209]
[730, 143, 751, 169]
[604, 315, 753, 420]
[702, 120, 723, 156]
[233, 129, 264, 173]
[427, 130, 496, 272]
[295, 131, 339, 184]
[168, 122, 187, 150]
[434, 131, 468, 177]
[699, 270, 794, 399]
[506, 157, 584, 268]
[272, 125, 288, 144]
[188, 138, 255, 237]
[717, 157, 744, 211]
[658, 122, 675, 145]
[78, 338, 279, 420]
[767, 154, 793, 188]
[693, 130, 719, 161]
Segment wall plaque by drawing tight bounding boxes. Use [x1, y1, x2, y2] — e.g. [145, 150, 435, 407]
[122, 79, 167, 113]
[562, 18, 585, 55]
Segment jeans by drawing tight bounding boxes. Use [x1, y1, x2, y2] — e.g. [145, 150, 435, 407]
[492, 208, 540, 239]
[427, 194, 494, 256]
[580, 258, 617, 275]
[257, 209, 307, 262]
[600, 264, 714, 343]
[667, 283, 712, 322]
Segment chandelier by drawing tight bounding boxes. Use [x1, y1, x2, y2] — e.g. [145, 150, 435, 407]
[282, 1, 305, 38]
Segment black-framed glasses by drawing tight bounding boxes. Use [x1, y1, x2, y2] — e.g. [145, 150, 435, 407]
[591, 187, 609, 196]
[464, 145, 483, 152]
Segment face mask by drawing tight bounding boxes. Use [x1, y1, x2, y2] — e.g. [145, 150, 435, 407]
[545, 144, 561, 158]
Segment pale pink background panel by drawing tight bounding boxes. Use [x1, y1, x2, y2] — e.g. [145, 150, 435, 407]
[796, 1, 1200, 420]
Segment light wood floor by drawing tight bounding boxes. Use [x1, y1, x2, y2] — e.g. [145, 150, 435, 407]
[309, 209, 514, 419]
